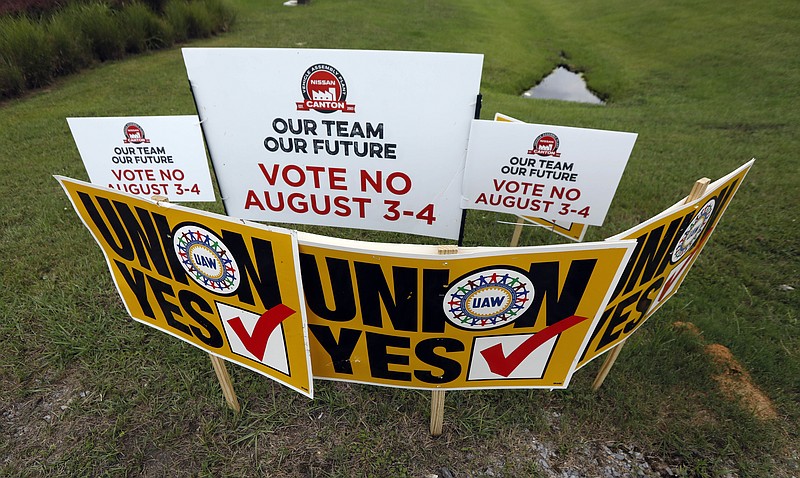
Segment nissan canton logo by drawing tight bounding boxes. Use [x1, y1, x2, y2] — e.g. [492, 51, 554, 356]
[528, 132, 561, 157]
[296, 63, 356, 114]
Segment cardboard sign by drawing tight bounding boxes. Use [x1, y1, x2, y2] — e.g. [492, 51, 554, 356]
[577, 159, 754, 368]
[492, 114, 588, 242]
[183, 48, 483, 239]
[67, 116, 216, 202]
[296, 233, 635, 389]
[57, 177, 313, 397]
[462, 119, 637, 226]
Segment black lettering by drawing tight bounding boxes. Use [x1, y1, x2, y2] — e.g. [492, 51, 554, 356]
[179, 289, 223, 348]
[421, 269, 451, 333]
[697, 182, 736, 242]
[309, 325, 361, 374]
[617, 217, 684, 298]
[147, 274, 191, 336]
[300, 254, 357, 322]
[365, 332, 411, 381]
[624, 277, 664, 334]
[222, 232, 282, 308]
[155, 213, 189, 285]
[78, 192, 133, 260]
[579, 306, 614, 362]
[414, 338, 464, 384]
[515, 259, 597, 328]
[598, 291, 641, 349]
[114, 260, 154, 319]
[355, 262, 417, 332]
[113, 200, 172, 277]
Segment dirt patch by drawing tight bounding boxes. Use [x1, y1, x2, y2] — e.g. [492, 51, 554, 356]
[672, 321, 702, 337]
[705, 343, 778, 421]
[673, 321, 778, 421]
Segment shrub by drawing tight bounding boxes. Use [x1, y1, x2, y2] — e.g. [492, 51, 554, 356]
[117, 1, 175, 53]
[0, 0, 236, 99]
[201, 0, 236, 33]
[62, 2, 126, 62]
[163, 0, 191, 43]
[0, 0, 65, 16]
[47, 13, 93, 75]
[0, 15, 54, 88]
[184, 0, 215, 38]
[139, 0, 170, 14]
[0, 56, 24, 98]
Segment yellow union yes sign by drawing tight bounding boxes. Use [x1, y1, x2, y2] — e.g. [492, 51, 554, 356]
[57, 177, 313, 397]
[297, 234, 634, 389]
[577, 160, 754, 368]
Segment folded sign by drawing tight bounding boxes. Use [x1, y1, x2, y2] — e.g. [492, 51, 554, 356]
[577, 159, 754, 368]
[57, 177, 314, 397]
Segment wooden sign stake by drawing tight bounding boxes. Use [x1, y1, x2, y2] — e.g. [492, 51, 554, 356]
[591, 177, 710, 391]
[510, 217, 525, 247]
[209, 354, 241, 412]
[151, 195, 241, 412]
[430, 245, 459, 436]
[430, 389, 446, 436]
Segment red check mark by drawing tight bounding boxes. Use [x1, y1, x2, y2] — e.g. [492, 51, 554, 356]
[227, 304, 295, 362]
[658, 250, 697, 302]
[479, 315, 589, 377]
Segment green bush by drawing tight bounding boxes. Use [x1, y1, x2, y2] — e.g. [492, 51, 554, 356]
[185, 0, 215, 38]
[0, 56, 24, 98]
[163, 0, 191, 43]
[47, 13, 93, 75]
[139, 0, 170, 14]
[0, 0, 236, 99]
[117, 1, 175, 53]
[63, 2, 126, 62]
[201, 0, 236, 33]
[0, 15, 54, 88]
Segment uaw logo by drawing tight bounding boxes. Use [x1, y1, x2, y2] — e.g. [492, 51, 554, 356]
[444, 268, 534, 330]
[173, 224, 240, 294]
[296, 63, 356, 114]
[671, 198, 716, 263]
[123, 122, 150, 144]
[528, 132, 561, 157]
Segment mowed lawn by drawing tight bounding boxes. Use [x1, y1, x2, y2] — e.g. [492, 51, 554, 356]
[1, 0, 798, 476]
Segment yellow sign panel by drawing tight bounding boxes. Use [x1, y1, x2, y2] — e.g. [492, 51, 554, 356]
[297, 234, 635, 389]
[57, 176, 314, 397]
[577, 160, 754, 368]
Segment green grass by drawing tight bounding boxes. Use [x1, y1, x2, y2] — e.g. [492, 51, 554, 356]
[1, 0, 798, 476]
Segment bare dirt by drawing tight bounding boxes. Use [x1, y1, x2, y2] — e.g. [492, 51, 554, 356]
[674, 321, 778, 421]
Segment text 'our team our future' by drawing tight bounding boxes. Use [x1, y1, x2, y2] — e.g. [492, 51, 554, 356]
[263, 117, 398, 159]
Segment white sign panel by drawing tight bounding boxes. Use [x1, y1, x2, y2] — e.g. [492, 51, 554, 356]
[67, 116, 216, 202]
[183, 48, 483, 239]
[461, 120, 637, 226]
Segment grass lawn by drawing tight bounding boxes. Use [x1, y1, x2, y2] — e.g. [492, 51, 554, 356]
[1, 0, 798, 476]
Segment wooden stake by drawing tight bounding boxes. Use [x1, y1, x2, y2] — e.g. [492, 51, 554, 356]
[429, 245, 459, 435]
[590, 339, 624, 391]
[430, 390, 446, 436]
[210, 354, 241, 412]
[151, 195, 241, 412]
[687, 178, 711, 203]
[591, 178, 711, 391]
[510, 217, 525, 247]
